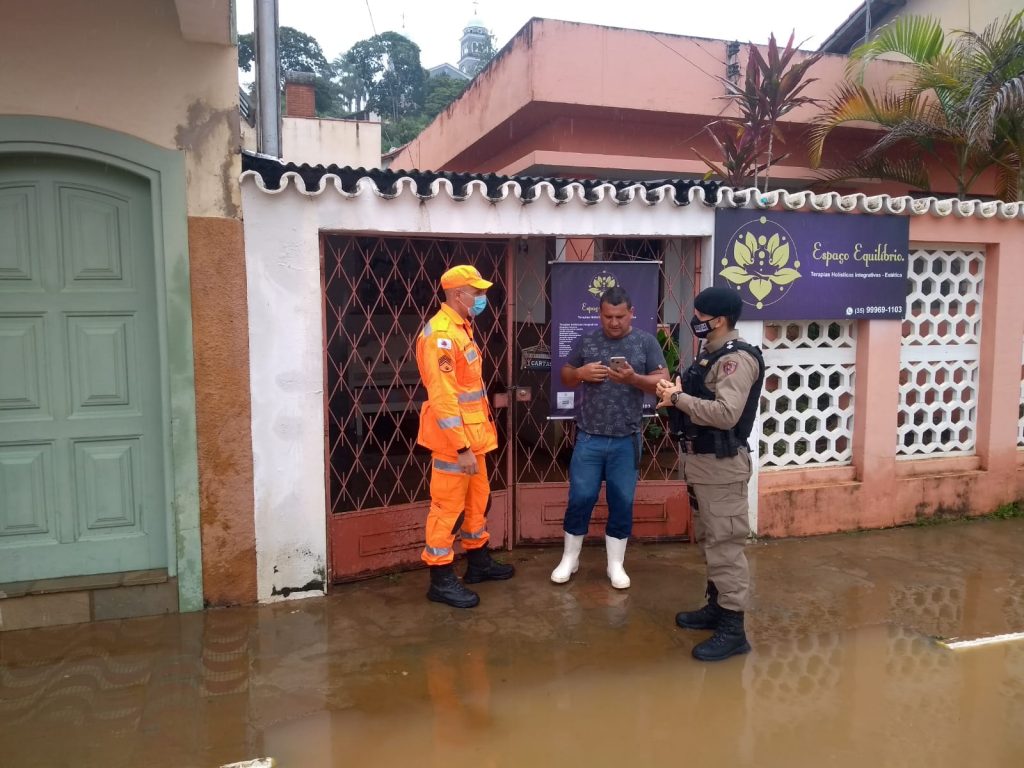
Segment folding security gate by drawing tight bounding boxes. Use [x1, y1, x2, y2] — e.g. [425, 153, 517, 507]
[323, 234, 700, 582]
[323, 235, 512, 581]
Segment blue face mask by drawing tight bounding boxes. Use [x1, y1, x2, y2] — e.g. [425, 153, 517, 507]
[462, 292, 487, 316]
[470, 295, 488, 316]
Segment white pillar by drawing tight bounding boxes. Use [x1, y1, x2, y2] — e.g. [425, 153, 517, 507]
[736, 319, 763, 535]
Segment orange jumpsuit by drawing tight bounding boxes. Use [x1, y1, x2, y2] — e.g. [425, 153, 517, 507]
[416, 303, 498, 566]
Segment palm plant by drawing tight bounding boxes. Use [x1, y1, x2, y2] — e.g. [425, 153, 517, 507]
[961, 12, 1024, 199]
[809, 12, 1024, 201]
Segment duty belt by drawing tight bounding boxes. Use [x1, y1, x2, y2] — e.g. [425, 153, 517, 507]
[679, 432, 721, 455]
[679, 430, 744, 458]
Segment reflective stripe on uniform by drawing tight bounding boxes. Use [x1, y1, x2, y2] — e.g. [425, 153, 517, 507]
[437, 416, 463, 429]
[422, 322, 434, 337]
[466, 348, 479, 363]
[433, 458, 464, 473]
[461, 527, 487, 540]
[425, 545, 452, 557]
[457, 389, 486, 403]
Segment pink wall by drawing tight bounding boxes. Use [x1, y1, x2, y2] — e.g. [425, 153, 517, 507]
[758, 217, 1024, 537]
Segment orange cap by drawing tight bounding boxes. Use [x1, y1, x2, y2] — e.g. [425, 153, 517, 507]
[440, 264, 493, 290]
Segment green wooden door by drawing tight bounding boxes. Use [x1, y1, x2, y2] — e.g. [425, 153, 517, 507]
[0, 155, 168, 581]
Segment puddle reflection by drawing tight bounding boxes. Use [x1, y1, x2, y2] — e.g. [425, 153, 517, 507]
[2, 525, 1023, 768]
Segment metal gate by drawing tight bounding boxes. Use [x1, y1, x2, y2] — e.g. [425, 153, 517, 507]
[323, 235, 512, 581]
[323, 234, 700, 582]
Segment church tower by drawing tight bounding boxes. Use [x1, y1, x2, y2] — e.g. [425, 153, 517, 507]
[458, 4, 491, 75]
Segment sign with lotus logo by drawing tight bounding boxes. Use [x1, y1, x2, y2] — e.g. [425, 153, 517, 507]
[549, 261, 659, 419]
[714, 209, 910, 320]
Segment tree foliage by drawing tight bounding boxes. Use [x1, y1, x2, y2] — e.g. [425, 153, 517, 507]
[379, 76, 470, 147]
[239, 27, 478, 152]
[382, 115, 431, 149]
[424, 76, 470, 120]
[809, 11, 1024, 200]
[238, 26, 329, 76]
[335, 32, 480, 150]
[694, 32, 822, 190]
[238, 26, 339, 115]
[334, 32, 426, 121]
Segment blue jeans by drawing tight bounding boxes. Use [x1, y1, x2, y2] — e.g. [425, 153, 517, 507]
[563, 431, 640, 540]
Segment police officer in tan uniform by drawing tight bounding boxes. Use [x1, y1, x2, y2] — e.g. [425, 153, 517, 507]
[656, 287, 764, 661]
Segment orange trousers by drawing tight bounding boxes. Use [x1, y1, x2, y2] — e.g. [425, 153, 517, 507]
[425, 646, 493, 749]
[422, 453, 491, 566]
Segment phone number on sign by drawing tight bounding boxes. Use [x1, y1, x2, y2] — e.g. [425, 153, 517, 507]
[848, 306, 904, 316]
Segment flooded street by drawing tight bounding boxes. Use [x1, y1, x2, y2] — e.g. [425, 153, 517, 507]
[2, 519, 1023, 767]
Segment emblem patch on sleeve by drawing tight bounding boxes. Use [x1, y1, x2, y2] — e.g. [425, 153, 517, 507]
[721, 360, 738, 376]
[438, 353, 454, 373]
[437, 338, 452, 349]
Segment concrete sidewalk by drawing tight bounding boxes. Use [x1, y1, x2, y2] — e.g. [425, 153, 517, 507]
[2, 519, 1023, 767]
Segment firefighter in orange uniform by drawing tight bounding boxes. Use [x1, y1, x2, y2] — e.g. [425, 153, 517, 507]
[415, 264, 515, 608]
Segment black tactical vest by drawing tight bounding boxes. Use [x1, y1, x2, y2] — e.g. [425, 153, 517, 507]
[669, 339, 765, 456]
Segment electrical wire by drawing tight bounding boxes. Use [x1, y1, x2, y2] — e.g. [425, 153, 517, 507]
[645, 31, 720, 83]
[364, 0, 378, 36]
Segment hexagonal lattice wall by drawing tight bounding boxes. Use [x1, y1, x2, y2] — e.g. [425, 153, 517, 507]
[899, 248, 984, 457]
[1019, 338, 1024, 446]
[759, 321, 856, 468]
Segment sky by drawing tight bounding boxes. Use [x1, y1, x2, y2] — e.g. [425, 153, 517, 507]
[235, 0, 866, 76]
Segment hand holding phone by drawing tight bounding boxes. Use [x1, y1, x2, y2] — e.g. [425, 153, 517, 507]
[609, 356, 627, 372]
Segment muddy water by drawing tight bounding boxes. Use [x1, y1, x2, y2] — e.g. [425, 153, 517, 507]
[1, 520, 1022, 767]
[263, 628, 1024, 768]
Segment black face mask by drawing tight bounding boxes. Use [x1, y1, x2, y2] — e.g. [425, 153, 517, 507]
[690, 315, 714, 339]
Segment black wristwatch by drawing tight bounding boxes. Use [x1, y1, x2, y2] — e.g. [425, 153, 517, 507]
[457, 446, 471, 454]
[670, 392, 681, 406]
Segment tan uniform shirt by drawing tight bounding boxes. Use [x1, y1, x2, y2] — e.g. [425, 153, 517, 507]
[674, 330, 759, 485]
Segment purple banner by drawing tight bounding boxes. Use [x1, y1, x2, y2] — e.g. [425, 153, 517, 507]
[550, 261, 660, 418]
[714, 209, 910, 320]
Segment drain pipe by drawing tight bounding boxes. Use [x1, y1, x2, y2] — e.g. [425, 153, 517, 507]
[255, 0, 281, 157]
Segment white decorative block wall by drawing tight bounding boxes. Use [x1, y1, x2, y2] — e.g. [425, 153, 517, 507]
[898, 248, 984, 457]
[1019, 337, 1024, 447]
[760, 320, 856, 468]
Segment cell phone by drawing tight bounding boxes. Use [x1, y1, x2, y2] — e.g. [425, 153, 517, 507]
[609, 356, 627, 371]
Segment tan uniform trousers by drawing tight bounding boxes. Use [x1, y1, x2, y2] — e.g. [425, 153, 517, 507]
[681, 448, 751, 612]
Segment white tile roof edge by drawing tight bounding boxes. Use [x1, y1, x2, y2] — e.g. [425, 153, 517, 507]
[239, 170, 1024, 221]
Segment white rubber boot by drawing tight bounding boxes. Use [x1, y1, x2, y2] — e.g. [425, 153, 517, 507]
[551, 533, 585, 584]
[605, 535, 631, 589]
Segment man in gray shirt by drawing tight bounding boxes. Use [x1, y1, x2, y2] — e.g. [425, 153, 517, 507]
[551, 286, 667, 588]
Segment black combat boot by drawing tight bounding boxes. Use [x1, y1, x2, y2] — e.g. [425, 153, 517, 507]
[463, 546, 516, 584]
[675, 581, 722, 630]
[691, 608, 751, 662]
[427, 564, 480, 608]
